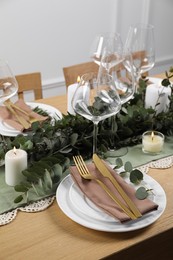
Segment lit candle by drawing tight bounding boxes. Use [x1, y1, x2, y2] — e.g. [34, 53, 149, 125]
[5, 147, 27, 186]
[142, 131, 164, 154]
[145, 83, 171, 114]
[67, 76, 80, 115]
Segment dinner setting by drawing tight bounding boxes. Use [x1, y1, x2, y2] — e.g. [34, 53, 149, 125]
[0, 1, 173, 259]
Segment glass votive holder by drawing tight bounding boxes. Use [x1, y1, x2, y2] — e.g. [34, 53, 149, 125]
[142, 131, 165, 154]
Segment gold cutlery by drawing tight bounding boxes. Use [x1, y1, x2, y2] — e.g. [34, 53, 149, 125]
[73, 155, 137, 220]
[4, 100, 31, 129]
[5, 100, 38, 123]
[93, 153, 142, 218]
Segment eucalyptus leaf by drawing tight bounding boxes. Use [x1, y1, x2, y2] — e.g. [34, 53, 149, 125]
[135, 187, 148, 200]
[124, 161, 133, 172]
[14, 195, 24, 203]
[14, 184, 29, 192]
[130, 169, 143, 184]
[115, 158, 123, 168]
[43, 169, 53, 190]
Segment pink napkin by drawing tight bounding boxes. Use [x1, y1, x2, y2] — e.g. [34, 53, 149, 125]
[0, 99, 48, 131]
[70, 161, 158, 222]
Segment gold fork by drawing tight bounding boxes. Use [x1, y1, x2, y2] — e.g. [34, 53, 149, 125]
[5, 100, 38, 123]
[4, 100, 31, 129]
[73, 155, 137, 220]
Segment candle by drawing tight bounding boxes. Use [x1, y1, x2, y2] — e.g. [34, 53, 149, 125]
[142, 131, 164, 154]
[145, 83, 171, 114]
[67, 76, 80, 115]
[5, 147, 27, 186]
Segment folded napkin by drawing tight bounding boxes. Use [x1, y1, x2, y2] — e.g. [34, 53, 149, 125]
[0, 99, 48, 131]
[70, 161, 158, 222]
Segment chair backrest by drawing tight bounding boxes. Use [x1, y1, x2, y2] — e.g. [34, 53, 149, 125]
[63, 61, 99, 88]
[63, 52, 148, 89]
[15, 72, 43, 100]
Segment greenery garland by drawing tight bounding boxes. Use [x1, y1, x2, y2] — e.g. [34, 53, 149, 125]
[0, 67, 173, 204]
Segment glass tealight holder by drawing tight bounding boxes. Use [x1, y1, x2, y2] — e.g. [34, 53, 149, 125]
[142, 131, 165, 155]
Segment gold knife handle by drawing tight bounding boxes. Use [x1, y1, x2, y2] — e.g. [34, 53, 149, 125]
[108, 175, 142, 218]
[93, 154, 142, 218]
[96, 179, 137, 220]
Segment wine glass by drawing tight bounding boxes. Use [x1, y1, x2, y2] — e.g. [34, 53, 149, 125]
[90, 32, 123, 73]
[91, 33, 124, 154]
[124, 23, 155, 92]
[72, 72, 121, 154]
[0, 59, 18, 103]
[105, 52, 136, 157]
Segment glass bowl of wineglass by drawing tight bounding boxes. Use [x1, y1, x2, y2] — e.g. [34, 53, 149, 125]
[124, 23, 155, 92]
[105, 52, 136, 157]
[90, 32, 123, 74]
[72, 72, 121, 154]
[0, 59, 18, 104]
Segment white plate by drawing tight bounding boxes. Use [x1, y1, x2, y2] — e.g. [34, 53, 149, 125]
[56, 174, 166, 232]
[0, 102, 62, 136]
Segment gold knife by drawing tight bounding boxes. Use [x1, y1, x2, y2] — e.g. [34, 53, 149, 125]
[93, 153, 142, 218]
[4, 101, 31, 129]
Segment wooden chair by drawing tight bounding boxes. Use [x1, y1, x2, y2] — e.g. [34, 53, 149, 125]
[63, 52, 148, 89]
[15, 72, 43, 100]
[63, 61, 99, 88]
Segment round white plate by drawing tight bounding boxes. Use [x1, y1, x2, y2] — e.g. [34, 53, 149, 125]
[56, 174, 166, 232]
[0, 102, 62, 136]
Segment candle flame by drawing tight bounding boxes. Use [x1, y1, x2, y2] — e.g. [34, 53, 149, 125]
[13, 146, 17, 155]
[151, 131, 154, 141]
[77, 76, 80, 83]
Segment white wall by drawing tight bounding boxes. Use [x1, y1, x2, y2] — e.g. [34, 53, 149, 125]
[0, 0, 173, 100]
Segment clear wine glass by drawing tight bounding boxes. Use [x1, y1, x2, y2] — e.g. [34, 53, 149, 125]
[124, 23, 155, 92]
[105, 52, 136, 157]
[90, 32, 123, 73]
[72, 72, 121, 154]
[91, 33, 124, 152]
[0, 59, 18, 104]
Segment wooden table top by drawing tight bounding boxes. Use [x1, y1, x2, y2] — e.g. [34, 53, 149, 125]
[1, 73, 173, 260]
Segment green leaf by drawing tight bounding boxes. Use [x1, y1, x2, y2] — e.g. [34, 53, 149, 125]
[14, 184, 29, 192]
[124, 161, 133, 172]
[14, 195, 24, 203]
[135, 187, 148, 200]
[161, 78, 170, 86]
[115, 158, 123, 168]
[43, 169, 53, 190]
[130, 169, 143, 184]
[70, 133, 78, 145]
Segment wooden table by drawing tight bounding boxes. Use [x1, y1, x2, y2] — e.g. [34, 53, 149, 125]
[1, 74, 173, 260]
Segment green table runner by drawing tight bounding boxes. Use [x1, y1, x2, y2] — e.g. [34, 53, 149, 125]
[0, 165, 55, 214]
[0, 137, 173, 215]
[107, 137, 173, 167]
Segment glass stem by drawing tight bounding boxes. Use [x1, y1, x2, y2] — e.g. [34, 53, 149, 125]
[135, 75, 140, 93]
[111, 115, 117, 148]
[93, 122, 99, 154]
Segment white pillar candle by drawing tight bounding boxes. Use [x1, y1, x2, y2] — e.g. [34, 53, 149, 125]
[5, 147, 27, 186]
[67, 83, 78, 115]
[142, 131, 164, 154]
[145, 84, 171, 114]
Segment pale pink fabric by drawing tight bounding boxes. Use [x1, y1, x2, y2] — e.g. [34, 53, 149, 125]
[70, 161, 158, 222]
[0, 99, 48, 131]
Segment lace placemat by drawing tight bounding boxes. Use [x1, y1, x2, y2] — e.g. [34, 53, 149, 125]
[0, 196, 55, 226]
[0, 155, 172, 226]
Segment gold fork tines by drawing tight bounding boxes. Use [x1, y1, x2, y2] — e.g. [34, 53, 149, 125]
[73, 155, 137, 220]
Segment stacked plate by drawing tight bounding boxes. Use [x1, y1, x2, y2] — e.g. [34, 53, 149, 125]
[0, 102, 62, 136]
[56, 173, 166, 232]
